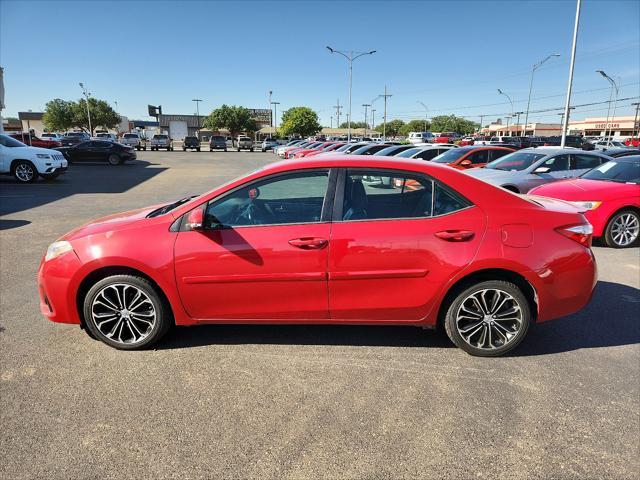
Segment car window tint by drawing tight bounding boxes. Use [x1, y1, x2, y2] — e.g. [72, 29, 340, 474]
[490, 149, 511, 161]
[434, 183, 470, 216]
[543, 154, 570, 172]
[572, 154, 602, 170]
[205, 171, 329, 227]
[468, 150, 489, 164]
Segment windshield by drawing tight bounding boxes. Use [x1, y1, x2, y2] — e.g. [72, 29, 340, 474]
[154, 135, 168, 139]
[484, 151, 547, 171]
[432, 149, 468, 163]
[124, 134, 138, 138]
[376, 145, 407, 156]
[67, 132, 85, 137]
[333, 144, 354, 152]
[396, 147, 422, 158]
[582, 158, 640, 183]
[0, 134, 26, 147]
[96, 133, 109, 137]
[211, 136, 225, 141]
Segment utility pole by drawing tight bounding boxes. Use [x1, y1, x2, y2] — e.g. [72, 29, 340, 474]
[478, 115, 485, 134]
[632, 102, 640, 142]
[333, 99, 342, 128]
[381, 85, 392, 141]
[362, 103, 371, 137]
[269, 90, 273, 137]
[192, 99, 203, 130]
[271, 101, 280, 136]
[417, 101, 428, 131]
[371, 109, 376, 131]
[330, 116, 333, 129]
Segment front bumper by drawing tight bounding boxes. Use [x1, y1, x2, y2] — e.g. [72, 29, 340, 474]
[37, 250, 84, 324]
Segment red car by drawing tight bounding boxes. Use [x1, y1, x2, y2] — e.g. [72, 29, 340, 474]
[292, 142, 337, 158]
[304, 143, 345, 157]
[38, 156, 596, 356]
[433, 132, 459, 144]
[10, 132, 61, 149]
[431, 145, 515, 170]
[529, 155, 640, 248]
[626, 137, 640, 147]
[284, 141, 324, 159]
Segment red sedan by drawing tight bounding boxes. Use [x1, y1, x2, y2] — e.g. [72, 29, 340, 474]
[292, 142, 336, 158]
[304, 143, 345, 157]
[529, 156, 640, 248]
[38, 156, 596, 356]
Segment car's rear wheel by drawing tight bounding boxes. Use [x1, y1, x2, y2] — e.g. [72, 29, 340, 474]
[12, 161, 37, 183]
[444, 280, 531, 357]
[83, 275, 171, 350]
[604, 209, 640, 248]
[108, 154, 122, 165]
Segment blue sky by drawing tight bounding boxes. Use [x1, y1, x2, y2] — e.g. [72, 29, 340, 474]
[1, 0, 639, 127]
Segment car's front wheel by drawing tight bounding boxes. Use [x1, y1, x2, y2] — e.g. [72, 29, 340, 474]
[83, 275, 171, 350]
[444, 280, 531, 357]
[12, 161, 37, 183]
[108, 154, 122, 165]
[604, 209, 640, 248]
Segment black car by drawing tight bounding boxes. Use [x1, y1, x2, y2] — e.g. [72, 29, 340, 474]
[61, 132, 90, 146]
[349, 143, 392, 155]
[183, 136, 201, 152]
[543, 135, 594, 150]
[501, 136, 545, 149]
[600, 148, 640, 158]
[56, 140, 136, 165]
[209, 135, 228, 152]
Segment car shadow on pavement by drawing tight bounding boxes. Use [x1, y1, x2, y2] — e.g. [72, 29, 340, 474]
[158, 280, 639, 353]
[0, 160, 167, 217]
[0, 219, 31, 230]
[514, 280, 640, 356]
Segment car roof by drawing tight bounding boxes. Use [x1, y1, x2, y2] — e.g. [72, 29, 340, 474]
[457, 145, 514, 151]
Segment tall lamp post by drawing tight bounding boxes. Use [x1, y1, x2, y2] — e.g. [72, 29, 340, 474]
[631, 102, 640, 143]
[523, 53, 561, 137]
[270, 101, 280, 137]
[79, 82, 92, 135]
[371, 109, 376, 131]
[326, 46, 376, 142]
[596, 70, 619, 146]
[417, 101, 429, 131]
[560, 0, 581, 148]
[497, 88, 514, 136]
[362, 104, 371, 137]
[192, 99, 203, 132]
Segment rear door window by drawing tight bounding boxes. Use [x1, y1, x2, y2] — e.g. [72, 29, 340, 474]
[542, 154, 570, 172]
[571, 154, 603, 170]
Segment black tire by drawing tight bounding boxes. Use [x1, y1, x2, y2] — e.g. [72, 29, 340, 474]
[237, 148, 241, 152]
[107, 154, 122, 166]
[604, 209, 640, 248]
[250, 148, 254, 152]
[197, 148, 200, 152]
[443, 280, 531, 357]
[183, 147, 186, 151]
[40, 173, 60, 181]
[12, 160, 37, 183]
[143, 146, 146, 151]
[83, 274, 171, 350]
[224, 148, 227, 152]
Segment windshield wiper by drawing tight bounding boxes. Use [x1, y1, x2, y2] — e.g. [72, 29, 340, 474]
[147, 195, 198, 217]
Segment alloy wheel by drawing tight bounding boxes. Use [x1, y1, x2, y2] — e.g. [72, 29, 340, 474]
[455, 288, 523, 351]
[611, 213, 639, 247]
[15, 163, 35, 182]
[90, 283, 156, 345]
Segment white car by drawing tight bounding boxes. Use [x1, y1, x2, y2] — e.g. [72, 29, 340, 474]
[0, 134, 68, 183]
[41, 133, 64, 142]
[95, 133, 118, 142]
[276, 140, 307, 157]
[408, 131, 435, 144]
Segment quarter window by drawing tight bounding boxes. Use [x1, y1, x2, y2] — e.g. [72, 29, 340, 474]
[205, 171, 329, 227]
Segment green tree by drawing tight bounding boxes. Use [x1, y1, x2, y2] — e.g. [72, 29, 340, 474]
[374, 119, 405, 138]
[43, 98, 119, 134]
[339, 121, 368, 129]
[43, 99, 75, 132]
[203, 105, 258, 140]
[429, 115, 479, 135]
[279, 106, 321, 138]
[399, 119, 431, 137]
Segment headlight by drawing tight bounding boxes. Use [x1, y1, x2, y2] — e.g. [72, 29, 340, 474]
[568, 201, 602, 211]
[36, 154, 52, 159]
[45, 241, 73, 261]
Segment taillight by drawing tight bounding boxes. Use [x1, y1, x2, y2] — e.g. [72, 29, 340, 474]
[556, 223, 593, 247]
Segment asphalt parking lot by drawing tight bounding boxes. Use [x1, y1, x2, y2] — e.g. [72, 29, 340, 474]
[1, 151, 638, 479]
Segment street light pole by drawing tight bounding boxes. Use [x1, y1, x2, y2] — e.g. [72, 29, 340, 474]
[631, 102, 640, 142]
[79, 82, 92, 135]
[362, 104, 371, 137]
[523, 53, 561, 137]
[269, 90, 273, 138]
[371, 109, 376, 131]
[596, 70, 619, 146]
[271, 101, 280, 136]
[327, 46, 376, 142]
[561, 0, 580, 148]
[380, 85, 392, 141]
[417, 101, 428, 131]
[192, 99, 202, 130]
[497, 89, 514, 136]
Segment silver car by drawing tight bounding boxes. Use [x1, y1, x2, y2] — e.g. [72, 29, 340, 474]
[465, 148, 613, 193]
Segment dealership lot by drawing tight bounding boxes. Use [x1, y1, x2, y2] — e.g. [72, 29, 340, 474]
[0, 151, 638, 479]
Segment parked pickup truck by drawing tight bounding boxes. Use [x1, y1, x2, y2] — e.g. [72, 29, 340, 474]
[236, 136, 254, 152]
[182, 136, 201, 151]
[150, 134, 173, 151]
[120, 133, 147, 151]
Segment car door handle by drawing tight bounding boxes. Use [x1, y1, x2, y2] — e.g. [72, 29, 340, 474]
[288, 238, 328, 249]
[435, 230, 475, 242]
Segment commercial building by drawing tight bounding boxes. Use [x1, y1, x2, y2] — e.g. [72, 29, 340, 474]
[18, 111, 45, 135]
[158, 109, 272, 141]
[567, 115, 639, 138]
[481, 122, 562, 137]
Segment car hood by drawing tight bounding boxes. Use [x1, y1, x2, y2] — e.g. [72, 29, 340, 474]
[465, 168, 520, 182]
[529, 178, 639, 199]
[12, 145, 61, 156]
[60, 205, 166, 241]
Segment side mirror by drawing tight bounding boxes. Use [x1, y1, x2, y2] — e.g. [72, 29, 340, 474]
[533, 166, 550, 174]
[460, 159, 472, 166]
[186, 208, 204, 230]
